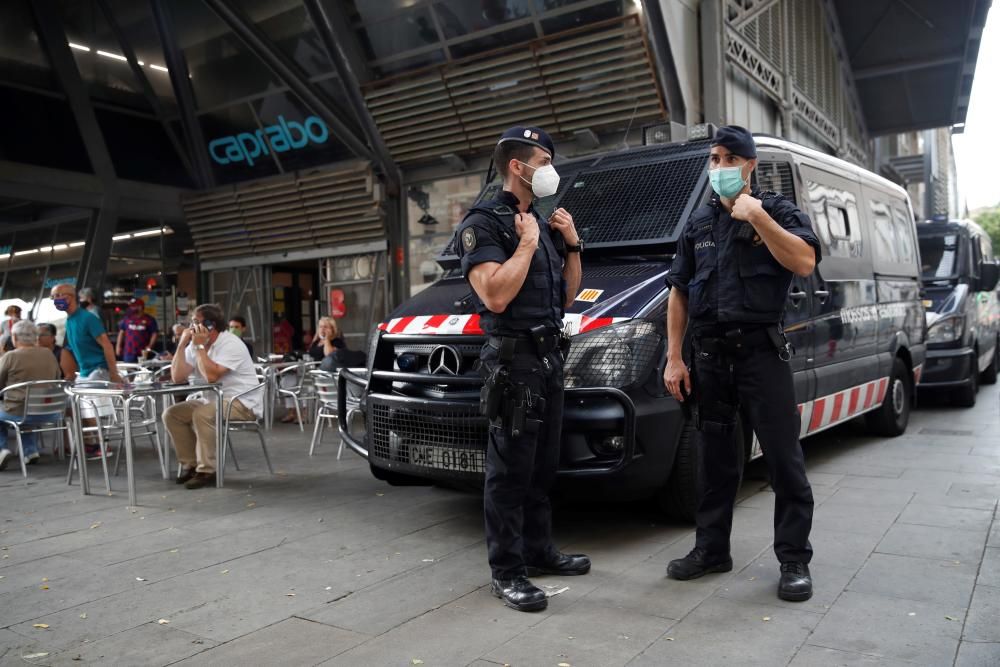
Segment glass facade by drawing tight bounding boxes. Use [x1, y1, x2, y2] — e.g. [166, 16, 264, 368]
[406, 174, 484, 295]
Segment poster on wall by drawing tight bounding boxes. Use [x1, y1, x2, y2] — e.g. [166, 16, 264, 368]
[329, 289, 346, 318]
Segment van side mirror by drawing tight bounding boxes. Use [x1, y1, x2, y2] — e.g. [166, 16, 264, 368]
[979, 261, 1000, 292]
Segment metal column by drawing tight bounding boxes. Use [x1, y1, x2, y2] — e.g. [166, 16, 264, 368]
[151, 0, 216, 189]
[31, 0, 119, 291]
[302, 0, 408, 306]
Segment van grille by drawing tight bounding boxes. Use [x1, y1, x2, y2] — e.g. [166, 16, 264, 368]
[368, 396, 487, 477]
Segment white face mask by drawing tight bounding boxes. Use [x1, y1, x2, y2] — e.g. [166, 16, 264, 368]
[516, 160, 560, 198]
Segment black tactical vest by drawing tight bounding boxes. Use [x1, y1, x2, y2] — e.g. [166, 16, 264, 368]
[456, 198, 565, 336]
[684, 192, 794, 325]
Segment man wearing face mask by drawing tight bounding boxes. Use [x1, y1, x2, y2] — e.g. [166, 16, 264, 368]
[455, 126, 588, 613]
[116, 298, 159, 363]
[662, 126, 821, 602]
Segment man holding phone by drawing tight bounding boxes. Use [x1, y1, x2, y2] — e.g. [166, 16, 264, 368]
[164, 303, 262, 489]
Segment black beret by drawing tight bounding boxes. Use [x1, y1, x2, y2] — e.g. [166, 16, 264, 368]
[497, 126, 554, 157]
[712, 125, 756, 159]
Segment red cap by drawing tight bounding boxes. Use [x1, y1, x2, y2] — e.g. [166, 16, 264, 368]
[129, 298, 145, 307]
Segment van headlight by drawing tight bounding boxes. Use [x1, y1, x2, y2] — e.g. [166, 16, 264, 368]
[564, 320, 661, 389]
[927, 316, 963, 344]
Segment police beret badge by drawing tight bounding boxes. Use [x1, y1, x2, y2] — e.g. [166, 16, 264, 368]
[462, 227, 477, 251]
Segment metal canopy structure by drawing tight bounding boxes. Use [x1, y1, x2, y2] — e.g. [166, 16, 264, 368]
[832, 0, 991, 135]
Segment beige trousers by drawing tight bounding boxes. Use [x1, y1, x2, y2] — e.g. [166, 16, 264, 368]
[164, 399, 255, 473]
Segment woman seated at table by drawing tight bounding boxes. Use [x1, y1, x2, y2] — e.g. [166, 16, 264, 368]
[279, 317, 348, 423]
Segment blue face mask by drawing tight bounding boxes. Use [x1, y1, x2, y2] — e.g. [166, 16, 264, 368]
[54, 299, 69, 311]
[709, 165, 747, 199]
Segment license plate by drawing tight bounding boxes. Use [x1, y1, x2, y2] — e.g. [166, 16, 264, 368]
[409, 445, 484, 472]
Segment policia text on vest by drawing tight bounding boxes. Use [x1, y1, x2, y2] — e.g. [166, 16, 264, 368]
[456, 126, 590, 613]
[663, 126, 819, 603]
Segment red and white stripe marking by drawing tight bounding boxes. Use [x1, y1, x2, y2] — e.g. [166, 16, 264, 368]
[797, 377, 888, 438]
[913, 363, 923, 385]
[378, 313, 628, 337]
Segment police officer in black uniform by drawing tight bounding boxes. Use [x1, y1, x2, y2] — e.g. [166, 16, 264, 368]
[663, 126, 821, 601]
[456, 126, 590, 612]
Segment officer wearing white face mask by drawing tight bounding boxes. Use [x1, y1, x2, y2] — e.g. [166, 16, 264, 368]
[455, 126, 588, 613]
[663, 126, 821, 602]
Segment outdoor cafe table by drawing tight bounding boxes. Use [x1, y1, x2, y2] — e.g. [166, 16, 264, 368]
[67, 381, 224, 506]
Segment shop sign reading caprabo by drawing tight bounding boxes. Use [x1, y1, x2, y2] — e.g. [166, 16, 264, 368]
[208, 115, 329, 166]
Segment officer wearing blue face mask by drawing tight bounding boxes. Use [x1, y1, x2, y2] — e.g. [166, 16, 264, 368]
[456, 126, 589, 613]
[662, 126, 822, 602]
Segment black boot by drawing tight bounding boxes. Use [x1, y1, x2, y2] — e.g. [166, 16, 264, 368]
[666, 546, 733, 580]
[490, 575, 548, 612]
[525, 552, 591, 577]
[778, 562, 812, 601]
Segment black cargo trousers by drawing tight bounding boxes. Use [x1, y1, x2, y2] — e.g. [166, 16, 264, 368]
[480, 340, 565, 579]
[691, 328, 814, 564]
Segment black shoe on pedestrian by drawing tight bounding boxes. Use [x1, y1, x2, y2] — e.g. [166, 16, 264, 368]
[490, 575, 548, 612]
[175, 466, 197, 485]
[666, 546, 733, 580]
[184, 472, 216, 490]
[525, 552, 591, 577]
[778, 562, 812, 601]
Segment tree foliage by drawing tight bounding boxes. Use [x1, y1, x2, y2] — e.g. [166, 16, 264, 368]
[973, 207, 1000, 254]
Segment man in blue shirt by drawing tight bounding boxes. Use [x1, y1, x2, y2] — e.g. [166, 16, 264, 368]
[51, 284, 121, 384]
[50, 284, 121, 455]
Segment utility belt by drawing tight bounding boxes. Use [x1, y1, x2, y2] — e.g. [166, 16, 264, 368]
[479, 325, 565, 438]
[486, 325, 569, 361]
[692, 323, 791, 361]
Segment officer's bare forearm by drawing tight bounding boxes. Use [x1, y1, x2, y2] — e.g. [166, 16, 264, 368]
[468, 242, 535, 312]
[749, 214, 815, 276]
[562, 253, 581, 309]
[666, 289, 689, 361]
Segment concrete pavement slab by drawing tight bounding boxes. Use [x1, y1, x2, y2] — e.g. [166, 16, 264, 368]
[955, 641, 1000, 666]
[875, 523, 988, 563]
[629, 596, 823, 667]
[808, 590, 964, 665]
[789, 644, 917, 666]
[974, 547, 1000, 589]
[846, 552, 978, 608]
[173, 617, 367, 666]
[962, 584, 1000, 643]
[46, 621, 217, 666]
[482, 601, 671, 667]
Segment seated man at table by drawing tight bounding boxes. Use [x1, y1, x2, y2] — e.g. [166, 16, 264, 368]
[164, 303, 262, 489]
[0, 321, 63, 469]
[36, 323, 63, 368]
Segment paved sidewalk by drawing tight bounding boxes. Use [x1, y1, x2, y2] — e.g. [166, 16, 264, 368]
[0, 385, 998, 666]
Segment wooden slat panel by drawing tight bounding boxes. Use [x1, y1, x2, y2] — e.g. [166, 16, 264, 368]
[182, 161, 385, 260]
[359, 15, 664, 164]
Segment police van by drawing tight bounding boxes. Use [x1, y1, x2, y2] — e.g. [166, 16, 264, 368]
[338, 133, 926, 519]
[916, 217, 1000, 406]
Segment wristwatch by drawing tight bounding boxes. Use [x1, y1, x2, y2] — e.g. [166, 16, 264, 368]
[195, 344, 206, 351]
[566, 239, 584, 253]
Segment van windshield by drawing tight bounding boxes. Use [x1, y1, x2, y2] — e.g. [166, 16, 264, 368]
[918, 233, 961, 282]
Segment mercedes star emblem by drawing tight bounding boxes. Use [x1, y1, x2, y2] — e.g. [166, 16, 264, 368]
[428, 345, 462, 375]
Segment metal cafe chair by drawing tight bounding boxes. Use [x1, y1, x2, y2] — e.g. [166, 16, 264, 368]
[220, 383, 273, 474]
[276, 361, 320, 431]
[0, 380, 75, 480]
[308, 371, 342, 458]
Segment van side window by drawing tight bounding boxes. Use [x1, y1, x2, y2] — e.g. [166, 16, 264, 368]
[890, 206, 916, 265]
[755, 161, 795, 200]
[869, 198, 898, 264]
[806, 180, 862, 259]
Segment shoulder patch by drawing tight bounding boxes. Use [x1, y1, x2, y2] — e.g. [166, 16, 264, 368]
[461, 227, 477, 251]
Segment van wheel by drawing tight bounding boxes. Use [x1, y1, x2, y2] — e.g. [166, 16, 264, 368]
[980, 340, 998, 385]
[657, 415, 744, 522]
[955, 355, 979, 407]
[865, 358, 911, 436]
